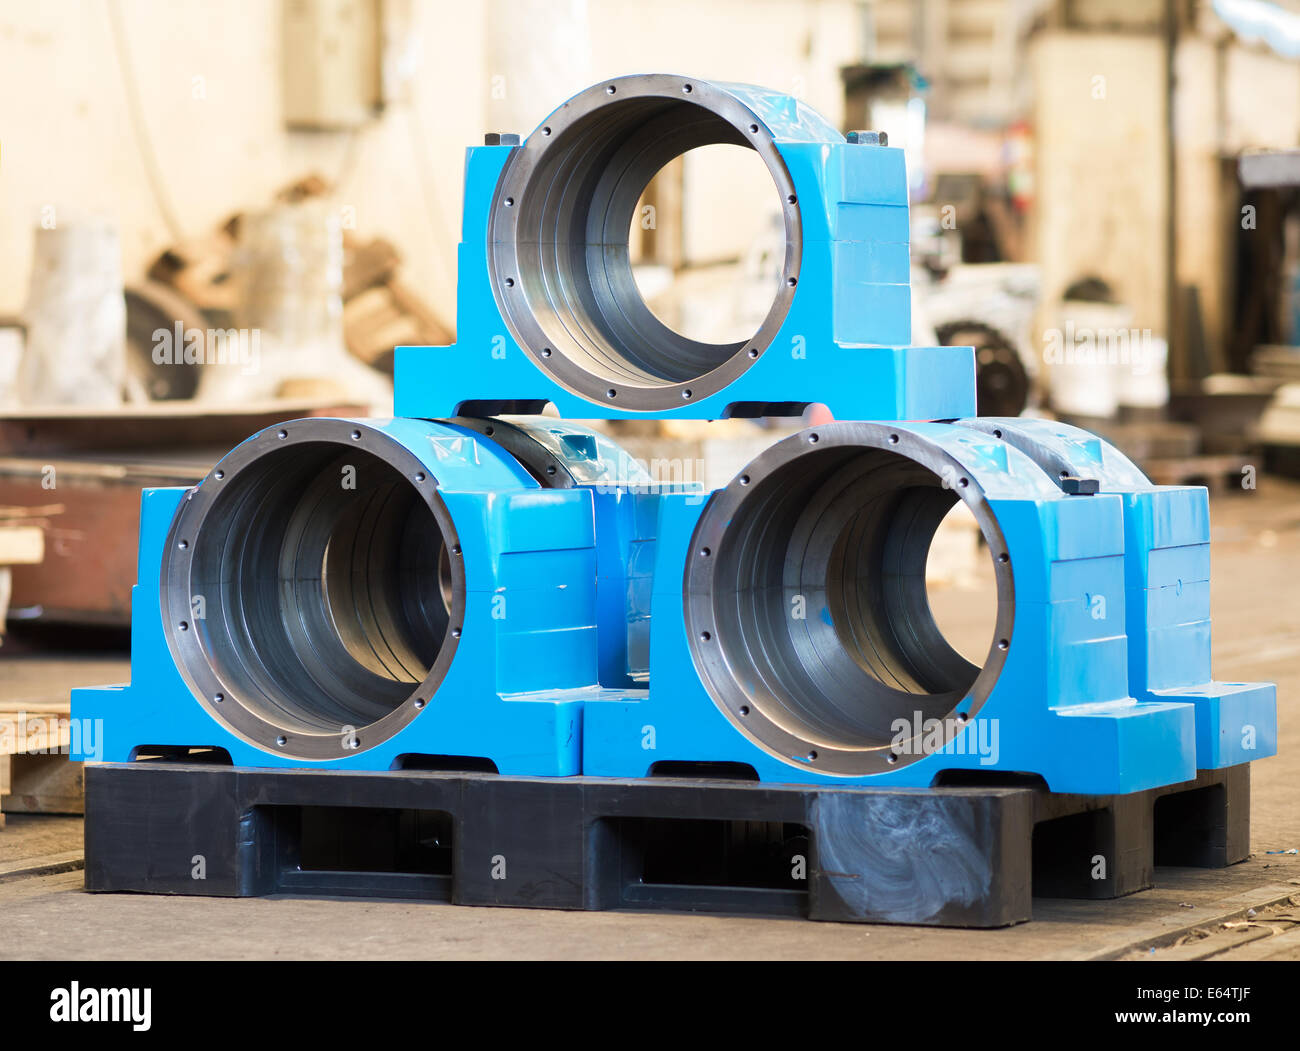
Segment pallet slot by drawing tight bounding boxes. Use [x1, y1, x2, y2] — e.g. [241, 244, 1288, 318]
[261, 804, 455, 902]
[1153, 782, 1230, 867]
[646, 761, 760, 781]
[597, 816, 809, 917]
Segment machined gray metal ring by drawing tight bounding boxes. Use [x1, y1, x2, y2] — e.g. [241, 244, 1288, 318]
[452, 415, 655, 490]
[487, 73, 802, 412]
[159, 419, 466, 760]
[453, 417, 581, 487]
[684, 423, 1016, 777]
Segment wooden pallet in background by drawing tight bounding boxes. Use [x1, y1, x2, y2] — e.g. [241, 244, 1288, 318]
[0, 700, 82, 828]
[0, 517, 46, 646]
[0, 515, 50, 825]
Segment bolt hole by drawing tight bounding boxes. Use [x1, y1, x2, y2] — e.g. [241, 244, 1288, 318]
[450, 545, 461, 555]
[699, 547, 711, 557]
[786, 276, 798, 287]
[888, 433, 899, 444]
[993, 429, 1003, 439]
[739, 474, 750, 485]
[214, 470, 225, 480]
[998, 553, 1009, 564]
[700, 630, 712, 642]
[546, 465, 557, 475]
[178, 539, 189, 550]
[739, 705, 750, 716]
[606, 388, 617, 399]
[787, 194, 797, 204]
[959, 477, 969, 488]
[807, 750, 818, 762]
[749, 123, 759, 133]
[351, 430, 361, 440]
[414, 472, 426, 482]
[277, 429, 288, 439]
[682, 83, 693, 93]
[178, 621, 189, 632]
[504, 196, 514, 207]
[998, 638, 1009, 651]
[451, 627, 462, 639]
[747, 347, 759, 358]
[807, 433, 819, 443]
[276, 735, 287, 747]
[606, 84, 616, 94]
[214, 693, 224, 704]
[542, 126, 551, 136]
[541, 347, 553, 357]
[414, 698, 426, 709]
[505, 277, 515, 288]
[887, 752, 899, 764]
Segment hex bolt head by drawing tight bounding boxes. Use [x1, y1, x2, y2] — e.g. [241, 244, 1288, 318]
[1061, 476, 1100, 495]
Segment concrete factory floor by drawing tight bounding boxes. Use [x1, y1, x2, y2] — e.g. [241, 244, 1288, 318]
[2, 478, 1299, 960]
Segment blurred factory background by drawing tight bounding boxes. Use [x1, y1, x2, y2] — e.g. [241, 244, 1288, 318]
[2, 0, 1300, 794]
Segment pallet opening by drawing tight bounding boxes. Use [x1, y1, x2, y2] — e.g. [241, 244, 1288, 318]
[128, 745, 233, 764]
[599, 816, 810, 917]
[1154, 784, 1227, 867]
[1031, 808, 1113, 898]
[391, 753, 498, 773]
[261, 804, 454, 900]
[647, 760, 759, 781]
[930, 769, 1048, 790]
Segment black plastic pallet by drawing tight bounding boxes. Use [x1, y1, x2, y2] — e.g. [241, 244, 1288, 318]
[82, 761, 1250, 928]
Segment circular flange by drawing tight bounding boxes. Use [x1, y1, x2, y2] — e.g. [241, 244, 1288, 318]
[684, 423, 1016, 777]
[487, 73, 803, 412]
[160, 419, 466, 760]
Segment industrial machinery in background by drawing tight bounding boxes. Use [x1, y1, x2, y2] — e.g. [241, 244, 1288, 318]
[75, 75, 1276, 928]
[935, 319, 1031, 417]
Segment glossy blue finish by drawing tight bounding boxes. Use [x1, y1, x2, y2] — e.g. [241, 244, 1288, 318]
[582, 423, 1201, 795]
[71, 419, 620, 775]
[393, 78, 976, 421]
[962, 417, 1277, 771]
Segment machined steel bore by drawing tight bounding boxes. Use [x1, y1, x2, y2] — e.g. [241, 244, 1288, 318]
[685, 424, 1015, 776]
[160, 420, 464, 759]
[487, 74, 802, 410]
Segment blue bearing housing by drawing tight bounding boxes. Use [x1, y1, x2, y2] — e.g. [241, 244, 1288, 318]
[72, 417, 646, 774]
[451, 415, 702, 688]
[957, 417, 1277, 771]
[394, 73, 976, 421]
[582, 421, 1204, 795]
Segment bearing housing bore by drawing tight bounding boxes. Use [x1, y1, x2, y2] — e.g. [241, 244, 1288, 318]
[159, 419, 466, 760]
[487, 73, 802, 412]
[684, 423, 1016, 776]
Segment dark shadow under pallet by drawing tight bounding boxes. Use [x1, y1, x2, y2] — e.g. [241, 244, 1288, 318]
[82, 762, 1250, 928]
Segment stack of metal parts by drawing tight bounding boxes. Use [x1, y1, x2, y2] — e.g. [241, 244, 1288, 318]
[74, 76, 1276, 925]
